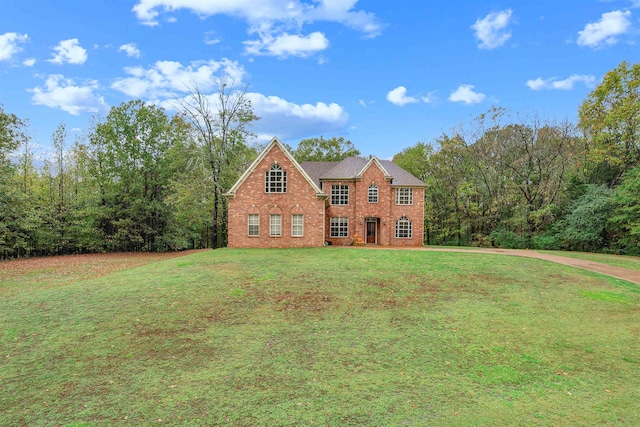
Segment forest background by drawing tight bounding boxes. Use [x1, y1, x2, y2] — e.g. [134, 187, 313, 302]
[1, 61, 639, 259]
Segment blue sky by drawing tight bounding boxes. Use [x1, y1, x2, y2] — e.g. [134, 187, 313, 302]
[1, 0, 639, 159]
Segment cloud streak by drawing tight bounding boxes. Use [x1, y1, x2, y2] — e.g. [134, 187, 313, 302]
[526, 74, 596, 90]
[244, 31, 329, 58]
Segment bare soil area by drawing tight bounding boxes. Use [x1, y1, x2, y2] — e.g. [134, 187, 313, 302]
[0, 250, 206, 284]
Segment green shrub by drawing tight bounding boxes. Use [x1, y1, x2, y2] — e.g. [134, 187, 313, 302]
[531, 233, 562, 250]
[489, 229, 526, 249]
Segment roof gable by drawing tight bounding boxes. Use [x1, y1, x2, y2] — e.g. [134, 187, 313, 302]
[357, 157, 393, 180]
[224, 137, 325, 197]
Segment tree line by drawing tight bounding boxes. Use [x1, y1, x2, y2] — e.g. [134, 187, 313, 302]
[394, 61, 640, 254]
[0, 81, 361, 259]
[0, 84, 259, 259]
[1, 61, 639, 258]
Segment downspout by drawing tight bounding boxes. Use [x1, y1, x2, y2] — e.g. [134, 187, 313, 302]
[322, 197, 326, 246]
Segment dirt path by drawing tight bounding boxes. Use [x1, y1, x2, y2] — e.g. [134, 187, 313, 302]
[385, 247, 640, 285]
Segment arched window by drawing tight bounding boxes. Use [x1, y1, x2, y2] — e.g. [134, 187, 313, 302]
[368, 184, 378, 203]
[265, 164, 286, 193]
[395, 216, 412, 238]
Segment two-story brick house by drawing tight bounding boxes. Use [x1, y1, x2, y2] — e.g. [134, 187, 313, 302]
[224, 137, 427, 248]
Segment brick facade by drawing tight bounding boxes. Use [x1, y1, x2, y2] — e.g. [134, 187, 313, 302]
[225, 138, 426, 248]
[324, 161, 424, 246]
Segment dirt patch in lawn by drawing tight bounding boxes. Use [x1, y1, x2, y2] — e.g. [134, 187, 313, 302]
[272, 290, 334, 312]
[0, 250, 207, 287]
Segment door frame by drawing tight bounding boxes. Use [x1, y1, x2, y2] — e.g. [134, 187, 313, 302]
[365, 218, 377, 245]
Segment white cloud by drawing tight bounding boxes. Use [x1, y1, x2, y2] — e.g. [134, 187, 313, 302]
[386, 87, 436, 106]
[132, 0, 381, 35]
[577, 10, 632, 48]
[111, 59, 246, 99]
[118, 43, 141, 58]
[164, 90, 348, 142]
[386, 86, 419, 106]
[247, 92, 349, 141]
[0, 32, 29, 61]
[526, 74, 596, 90]
[449, 84, 486, 104]
[244, 31, 329, 57]
[30, 74, 108, 115]
[471, 9, 513, 49]
[49, 39, 88, 65]
[23, 58, 36, 67]
[132, 0, 381, 59]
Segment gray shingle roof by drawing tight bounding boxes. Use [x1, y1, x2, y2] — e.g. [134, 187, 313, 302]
[298, 161, 338, 188]
[299, 157, 427, 187]
[378, 159, 428, 187]
[320, 157, 368, 180]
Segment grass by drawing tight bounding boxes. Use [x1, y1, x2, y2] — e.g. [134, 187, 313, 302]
[1, 247, 639, 426]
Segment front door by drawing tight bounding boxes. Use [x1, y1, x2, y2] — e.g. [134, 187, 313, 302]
[366, 220, 376, 244]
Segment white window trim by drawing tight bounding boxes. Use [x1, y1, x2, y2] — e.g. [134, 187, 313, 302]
[368, 184, 378, 203]
[265, 164, 286, 193]
[270, 214, 282, 237]
[395, 216, 412, 238]
[330, 217, 349, 238]
[396, 188, 413, 205]
[331, 185, 349, 205]
[248, 214, 259, 237]
[291, 214, 304, 237]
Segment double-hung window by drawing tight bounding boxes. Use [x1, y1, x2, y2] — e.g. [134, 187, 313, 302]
[270, 214, 282, 237]
[291, 214, 304, 237]
[248, 214, 259, 236]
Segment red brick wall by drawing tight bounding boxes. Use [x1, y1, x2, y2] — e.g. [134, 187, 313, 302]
[324, 180, 356, 246]
[325, 162, 424, 246]
[227, 144, 325, 248]
[389, 187, 424, 246]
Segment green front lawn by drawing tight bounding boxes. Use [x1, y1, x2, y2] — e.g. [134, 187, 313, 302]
[1, 248, 639, 425]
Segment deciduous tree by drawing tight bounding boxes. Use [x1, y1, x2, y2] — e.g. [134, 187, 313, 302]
[579, 60, 640, 185]
[177, 81, 259, 248]
[88, 100, 187, 251]
[290, 136, 360, 162]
